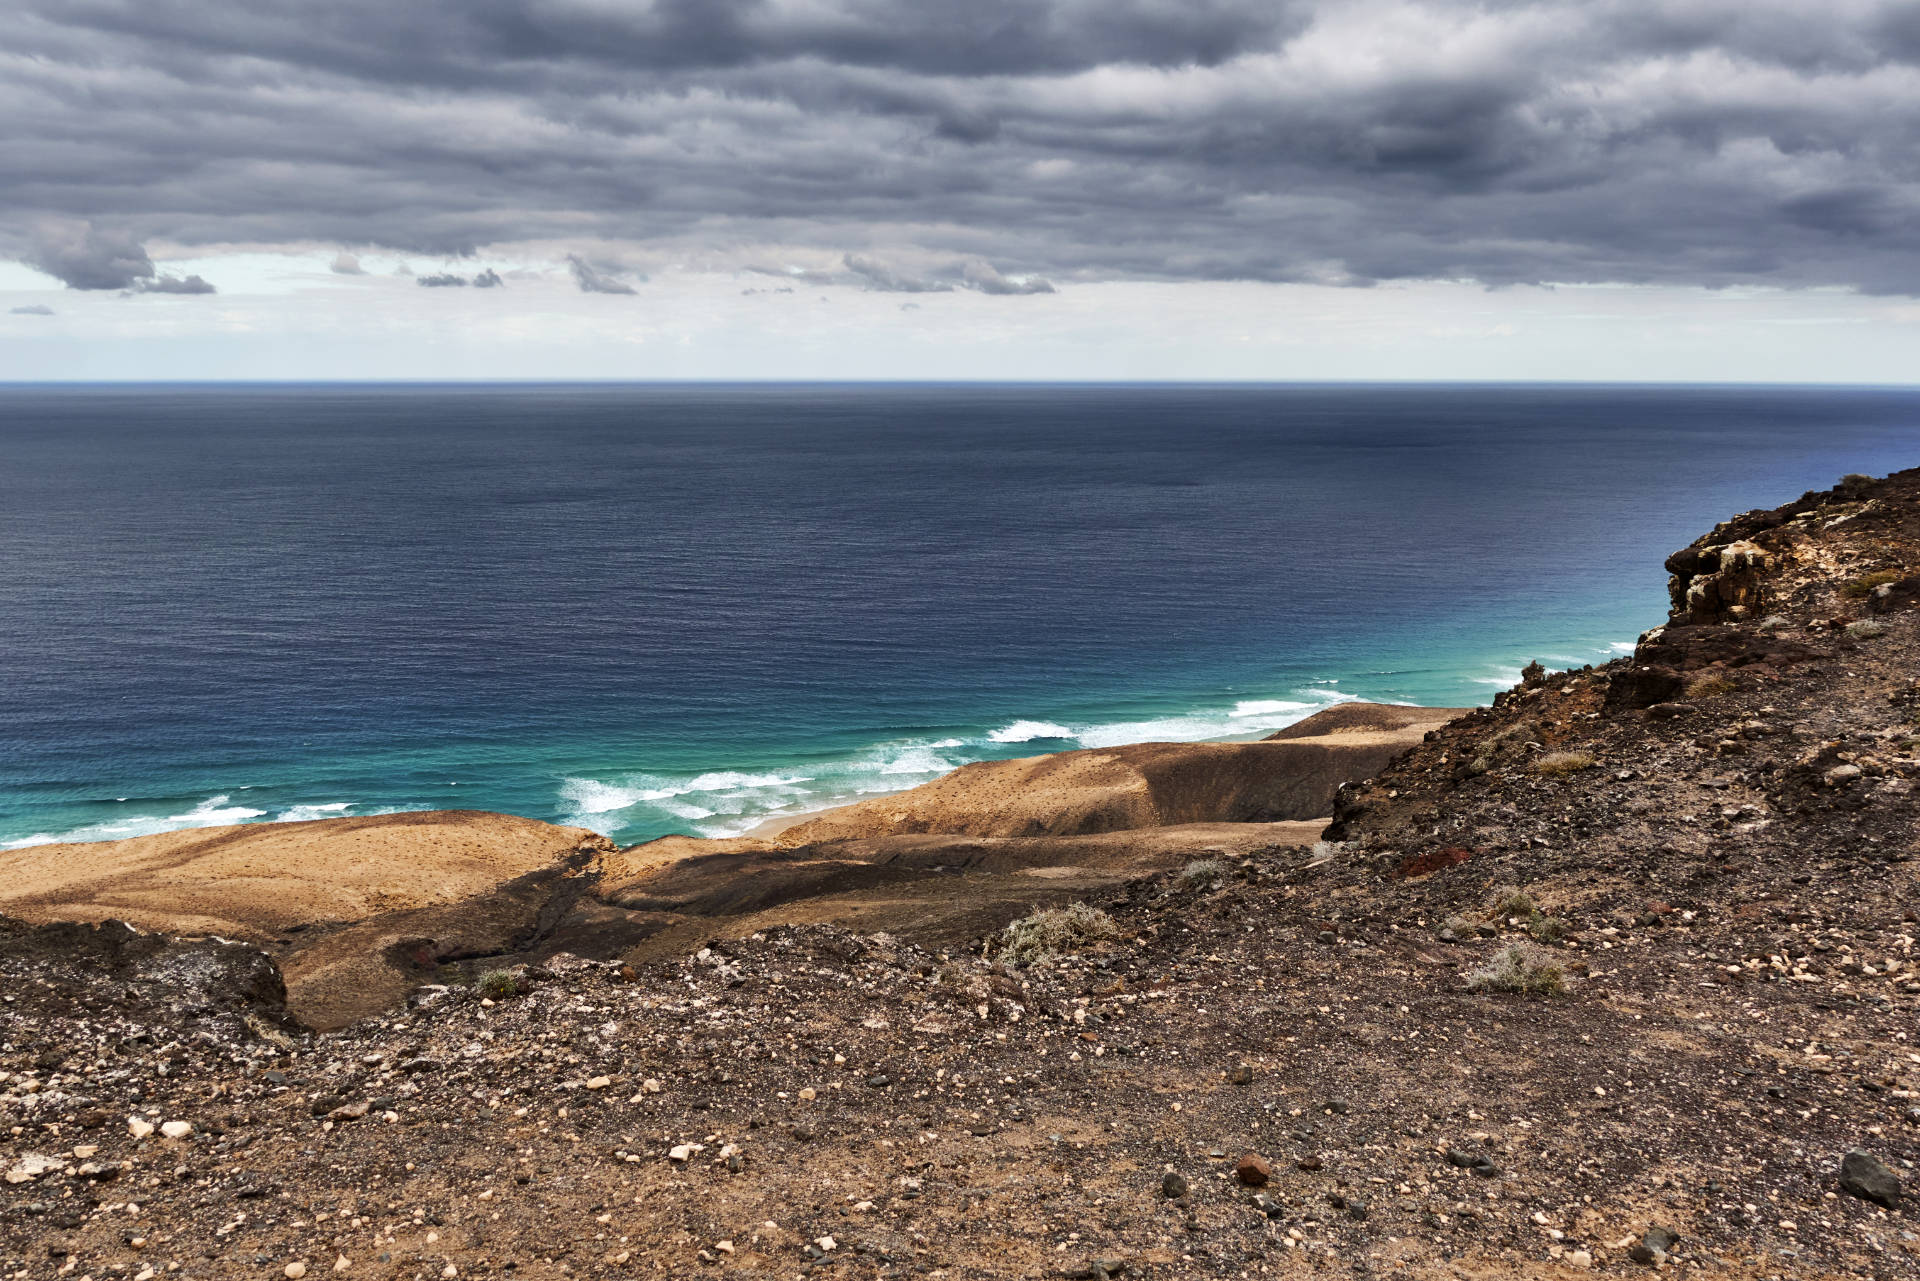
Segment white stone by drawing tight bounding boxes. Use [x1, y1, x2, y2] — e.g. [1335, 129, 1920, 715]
[585, 1076, 610, 1090]
[815, 1236, 837, 1252]
[4, 1153, 61, 1184]
[284, 1263, 308, 1279]
[160, 1121, 193, 1139]
[127, 1117, 155, 1139]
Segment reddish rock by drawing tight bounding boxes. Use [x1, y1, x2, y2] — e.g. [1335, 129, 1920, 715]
[1235, 1153, 1272, 1186]
[1397, 846, 1473, 879]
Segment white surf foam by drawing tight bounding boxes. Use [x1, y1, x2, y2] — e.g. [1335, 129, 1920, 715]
[276, 802, 353, 823]
[988, 720, 1075, 743]
[1, 794, 271, 849]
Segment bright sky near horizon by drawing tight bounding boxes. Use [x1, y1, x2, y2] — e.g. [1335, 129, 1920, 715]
[5, 0, 1920, 381]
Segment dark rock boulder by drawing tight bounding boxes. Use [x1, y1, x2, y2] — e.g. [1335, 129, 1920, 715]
[1839, 1149, 1902, 1208]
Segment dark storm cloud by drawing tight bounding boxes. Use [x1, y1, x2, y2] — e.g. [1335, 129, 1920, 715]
[565, 255, 638, 295]
[963, 261, 1055, 296]
[418, 272, 470, 287]
[6, 1, 1920, 292]
[10, 304, 55, 316]
[843, 254, 952, 293]
[23, 221, 153, 290]
[473, 268, 504, 288]
[142, 273, 216, 294]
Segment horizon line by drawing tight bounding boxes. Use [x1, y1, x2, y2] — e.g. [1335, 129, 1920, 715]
[5, 377, 1920, 390]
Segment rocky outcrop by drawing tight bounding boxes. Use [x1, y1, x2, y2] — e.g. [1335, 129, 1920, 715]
[0, 914, 300, 1037]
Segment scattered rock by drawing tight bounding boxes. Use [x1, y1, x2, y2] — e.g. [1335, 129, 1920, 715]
[1234, 1153, 1272, 1186]
[1839, 1149, 1902, 1208]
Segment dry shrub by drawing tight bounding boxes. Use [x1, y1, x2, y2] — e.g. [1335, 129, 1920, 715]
[1178, 859, 1228, 891]
[1685, 673, 1738, 699]
[1531, 750, 1595, 776]
[997, 902, 1121, 968]
[1480, 886, 1569, 943]
[1466, 942, 1568, 996]
[477, 970, 520, 1000]
[1466, 718, 1540, 776]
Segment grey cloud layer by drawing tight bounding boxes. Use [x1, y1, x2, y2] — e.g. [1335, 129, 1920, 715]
[5, 1, 1920, 291]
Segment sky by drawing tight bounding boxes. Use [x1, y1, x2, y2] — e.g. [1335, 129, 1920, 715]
[3, 0, 1919, 381]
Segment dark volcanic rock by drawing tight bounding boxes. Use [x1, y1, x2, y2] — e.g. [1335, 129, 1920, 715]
[1839, 1149, 1902, 1208]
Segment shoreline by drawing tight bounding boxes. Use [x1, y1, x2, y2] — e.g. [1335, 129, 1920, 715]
[1, 647, 1643, 852]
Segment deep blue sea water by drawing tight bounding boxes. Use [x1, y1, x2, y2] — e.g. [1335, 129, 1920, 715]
[1, 383, 1915, 849]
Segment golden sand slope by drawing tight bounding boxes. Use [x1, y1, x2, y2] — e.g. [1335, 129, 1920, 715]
[773, 704, 1464, 844]
[0, 810, 607, 940]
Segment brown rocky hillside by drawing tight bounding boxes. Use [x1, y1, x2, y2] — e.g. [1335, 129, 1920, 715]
[3, 470, 1918, 1280]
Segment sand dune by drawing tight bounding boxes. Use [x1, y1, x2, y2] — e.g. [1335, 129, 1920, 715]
[772, 705, 1462, 843]
[0, 810, 608, 939]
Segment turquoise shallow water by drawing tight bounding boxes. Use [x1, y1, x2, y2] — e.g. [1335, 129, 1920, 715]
[1, 382, 1915, 848]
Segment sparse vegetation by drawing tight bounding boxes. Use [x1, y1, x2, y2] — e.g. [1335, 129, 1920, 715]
[1466, 718, 1541, 775]
[997, 902, 1121, 968]
[1686, 673, 1738, 699]
[477, 969, 521, 1000]
[1491, 887, 1537, 919]
[1527, 915, 1568, 944]
[1531, 750, 1595, 776]
[1842, 569, 1904, 598]
[1178, 858, 1228, 891]
[1487, 886, 1569, 942]
[1465, 941, 1568, 996]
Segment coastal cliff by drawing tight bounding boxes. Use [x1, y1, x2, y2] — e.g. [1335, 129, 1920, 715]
[3, 470, 1918, 1278]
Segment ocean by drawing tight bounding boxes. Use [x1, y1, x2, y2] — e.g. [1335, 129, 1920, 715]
[2, 382, 1915, 850]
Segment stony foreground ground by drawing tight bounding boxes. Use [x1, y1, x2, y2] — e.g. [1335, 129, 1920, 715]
[6, 469, 1920, 1279]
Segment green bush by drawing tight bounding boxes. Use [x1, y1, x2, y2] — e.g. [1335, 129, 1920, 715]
[477, 970, 521, 1000]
